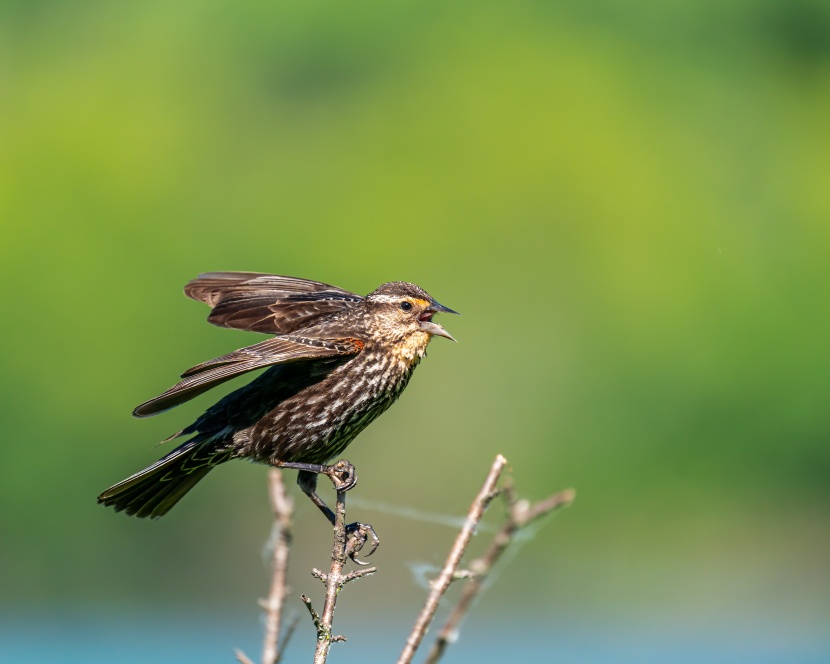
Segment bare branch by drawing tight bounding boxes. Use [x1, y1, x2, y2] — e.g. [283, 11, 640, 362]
[274, 615, 300, 664]
[300, 486, 376, 663]
[424, 483, 576, 664]
[315, 488, 348, 662]
[301, 594, 323, 632]
[240, 455, 571, 664]
[262, 470, 294, 664]
[236, 469, 295, 664]
[340, 567, 378, 585]
[397, 454, 509, 664]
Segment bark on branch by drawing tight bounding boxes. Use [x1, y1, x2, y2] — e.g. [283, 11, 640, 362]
[304, 483, 377, 664]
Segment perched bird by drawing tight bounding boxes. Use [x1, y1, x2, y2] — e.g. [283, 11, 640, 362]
[98, 272, 457, 558]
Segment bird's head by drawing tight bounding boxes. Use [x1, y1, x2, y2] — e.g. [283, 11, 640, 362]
[362, 282, 458, 357]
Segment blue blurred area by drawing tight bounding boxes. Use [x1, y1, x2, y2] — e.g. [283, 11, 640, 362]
[1, 610, 827, 663]
[2, 0, 829, 660]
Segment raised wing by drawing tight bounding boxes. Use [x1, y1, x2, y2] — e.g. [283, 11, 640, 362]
[133, 335, 364, 418]
[184, 272, 363, 334]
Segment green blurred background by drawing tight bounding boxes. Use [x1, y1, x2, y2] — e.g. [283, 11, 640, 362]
[2, 1, 829, 661]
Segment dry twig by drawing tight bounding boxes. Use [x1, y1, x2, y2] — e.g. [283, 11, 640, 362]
[304, 484, 378, 664]
[397, 454, 509, 664]
[241, 454, 573, 664]
[424, 480, 576, 664]
[235, 469, 296, 664]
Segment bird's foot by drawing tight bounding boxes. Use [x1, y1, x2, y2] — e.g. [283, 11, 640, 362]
[326, 459, 358, 492]
[345, 521, 380, 565]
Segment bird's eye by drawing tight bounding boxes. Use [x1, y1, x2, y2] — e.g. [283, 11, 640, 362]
[400, 301, 413, 312]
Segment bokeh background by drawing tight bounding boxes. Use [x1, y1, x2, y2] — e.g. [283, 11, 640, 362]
[2, 1, 829, 662]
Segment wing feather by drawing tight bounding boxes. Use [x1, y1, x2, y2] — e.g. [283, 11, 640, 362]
[183, 272, 363, 334]
[133, 335, 363, 418]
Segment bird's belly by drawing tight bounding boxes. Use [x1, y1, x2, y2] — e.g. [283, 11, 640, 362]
[241, 356, 416, 465]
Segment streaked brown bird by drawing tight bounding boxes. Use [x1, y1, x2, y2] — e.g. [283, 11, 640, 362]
[98, 272, 457, 558]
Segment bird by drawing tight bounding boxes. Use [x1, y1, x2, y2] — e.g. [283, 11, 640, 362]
[98, 272, 458, 559]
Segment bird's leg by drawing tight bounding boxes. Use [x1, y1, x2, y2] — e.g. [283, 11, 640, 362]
[274, 458, 358, 491]
[294, 466, 380, 565]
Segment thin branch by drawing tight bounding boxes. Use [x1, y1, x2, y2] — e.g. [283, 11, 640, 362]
[234, 649, 255, 664]
[341, 567, 378, 585]
[315, 488, 348, 662]
[263, 470, 295, 664]
[236, 469, 296, 664]
[424, 482, 575, 664]
[303, 487, 377, 664]
[275, 615, 300, 664]
[397, 454, 509, 664]
[301, 594, 323, 634]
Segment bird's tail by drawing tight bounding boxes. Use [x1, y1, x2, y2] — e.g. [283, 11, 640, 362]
[97, 438, 231, 519]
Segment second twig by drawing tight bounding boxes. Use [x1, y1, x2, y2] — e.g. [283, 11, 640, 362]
[397, 454, 508, 664]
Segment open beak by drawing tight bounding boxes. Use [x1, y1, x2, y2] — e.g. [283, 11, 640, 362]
[419, 299, 460, 342]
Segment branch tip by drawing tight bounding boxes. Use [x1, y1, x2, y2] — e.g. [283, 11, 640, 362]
[340, 567, 378, 586]
[234, 649, 256, 664]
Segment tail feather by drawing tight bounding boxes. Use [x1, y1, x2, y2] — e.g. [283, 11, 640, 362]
[98, 439, 230, 519]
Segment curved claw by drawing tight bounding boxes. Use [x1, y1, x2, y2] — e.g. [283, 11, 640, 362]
[327, 459, 358, 492]
[345, 521, 380, 565]
[350, 553, 371, 567]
